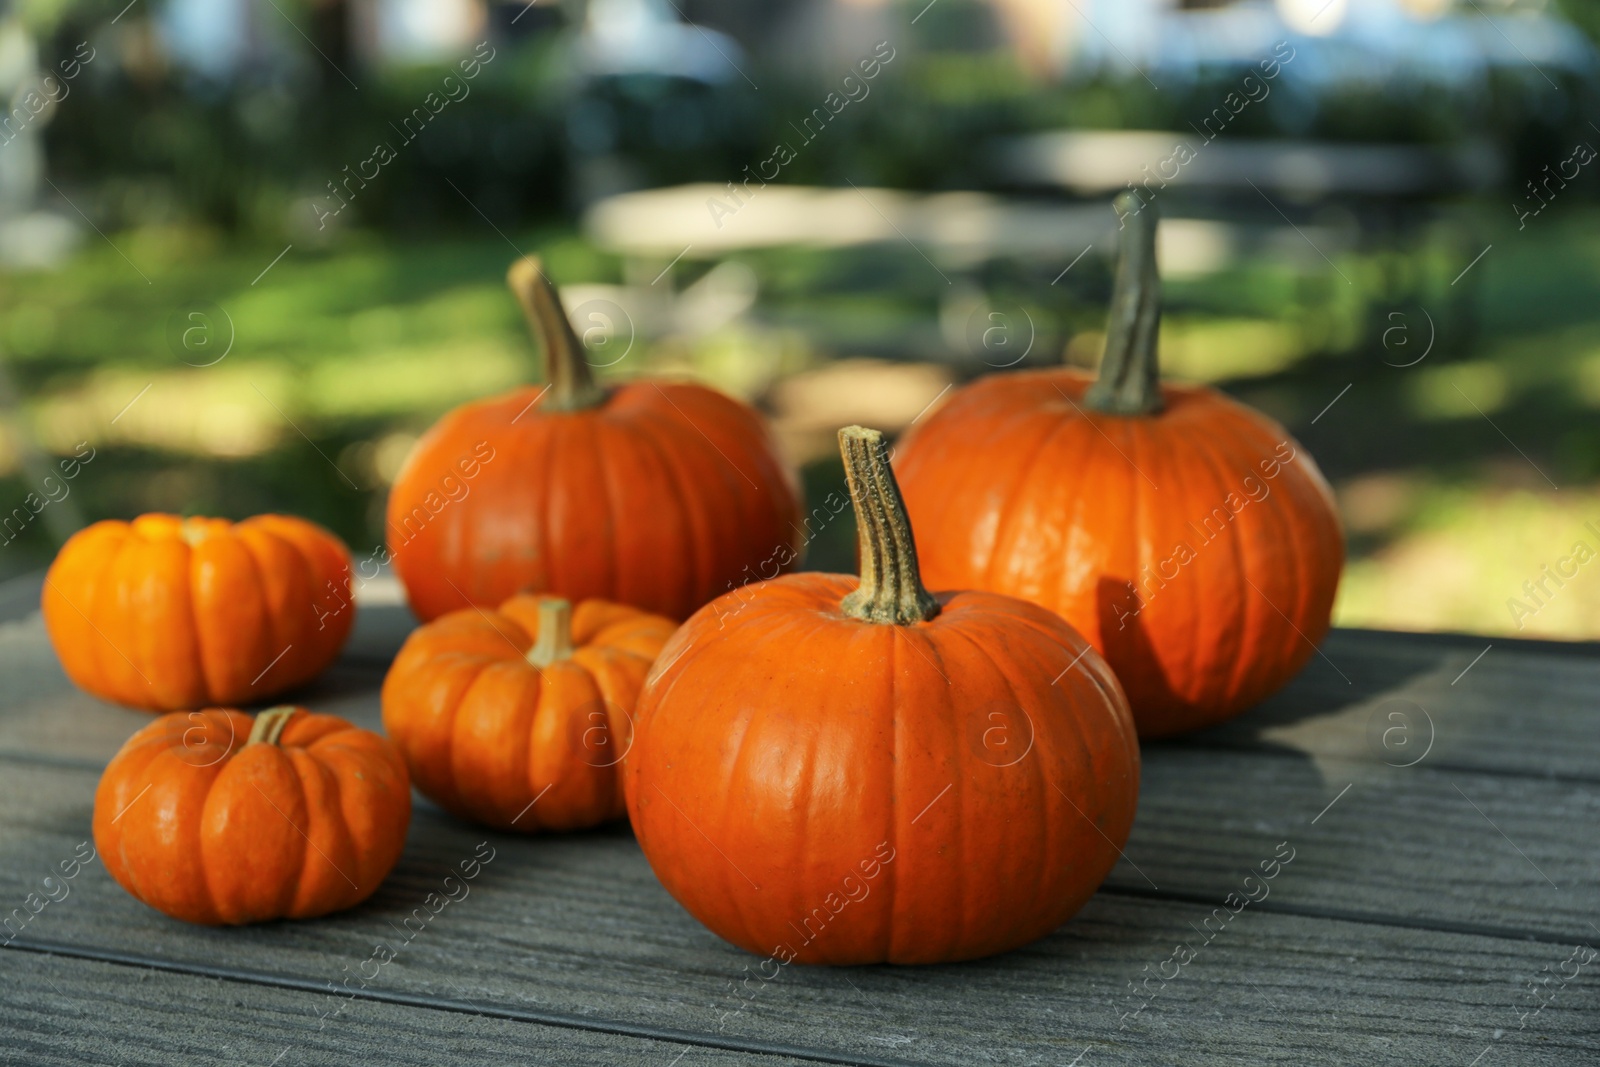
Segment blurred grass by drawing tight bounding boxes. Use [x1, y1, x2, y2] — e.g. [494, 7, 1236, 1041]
[3, 203, 1600, 641]
[1335, 485, 1600, 640]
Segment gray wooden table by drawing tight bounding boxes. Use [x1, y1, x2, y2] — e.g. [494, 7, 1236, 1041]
[2, 575, 1597, 1066]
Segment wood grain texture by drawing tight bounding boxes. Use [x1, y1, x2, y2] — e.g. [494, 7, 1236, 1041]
[1, 949, 822, 1067]
[2, 670, 1591, 940]
[0, 572, 44, 626]
[1120, 747, 1599, 941]
[1, 762, 1596, 1066]
[2, 605, 1598, 1064]
[1191, 628, 1600, 780]
[2, 608, 1592, 780]
[0, 609, 394, 770]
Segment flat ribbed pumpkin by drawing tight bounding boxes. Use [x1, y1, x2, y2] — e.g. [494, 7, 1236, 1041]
[382, 594, 676, 831]
[625, 426, 1139, 965]
[43, 514, 355, 711]
[93, 706, 410, 924]
[895, 195, 1344, 737]
[386, 257, 802, 623]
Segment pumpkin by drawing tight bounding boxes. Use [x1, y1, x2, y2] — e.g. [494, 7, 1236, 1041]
[386, 257, 802, 623]
[93, 706, 410, 924]
[894, 195, 1344, 738]
[624, 426, 1139, 965]
[43, 513, 355, 712]
[382, 594, 677, 831]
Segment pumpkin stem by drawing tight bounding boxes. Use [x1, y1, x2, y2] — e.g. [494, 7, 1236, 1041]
[1084, 191, 1164, 416]
[246, 706, 298, 747]
[526, 598, 576, 667]
[839, 426, 941, 626]
[507, 256, 606, 412]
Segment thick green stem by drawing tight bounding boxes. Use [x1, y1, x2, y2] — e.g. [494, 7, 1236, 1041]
[247, 706, 298, 746]
[839, 426, 940, 625]
[525, 598, 576, 667]
[507, 256, 606, 411]
[1084, 191, 1164, 416]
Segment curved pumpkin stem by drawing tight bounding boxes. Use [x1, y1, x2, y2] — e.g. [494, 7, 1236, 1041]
[839, 426, 940, 625]
[1084, 191, 1164, 416]
[526, 598, 576, 667]
[507, 256, 606, 412]
[247, 706, 298, 747]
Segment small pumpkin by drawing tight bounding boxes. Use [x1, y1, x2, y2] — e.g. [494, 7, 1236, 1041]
[625, 426, 1139, 965]
[382, 594, 676, 831]
[895, 195, 1344, 737]
[43, 513, 355, 711]
[93, 706, 410, 924]
[387, 257, 803, 623]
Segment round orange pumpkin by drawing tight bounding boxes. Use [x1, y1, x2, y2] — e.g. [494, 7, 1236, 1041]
[43, 513, 355, 711]
[382, 594, 677, 832]
[895, 196, 1344, 738]
[386, 257, 802, 623]
[93, 706, 410, 924]
[625, 426, 1139, 965]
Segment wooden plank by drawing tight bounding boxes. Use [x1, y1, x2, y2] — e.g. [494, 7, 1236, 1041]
[4, 609, 1598, 1062]
[0, 609, 395, 770]
[1122, 748, 1599, 942]
[5, 611, 1596, 782]
[0, 572, 44, 625]
[7, 744, 1590, 943]
[1, 948, 824, 1067]
[1194, 628, 1600, 780]
[4, 729, 1593, 946]
[1, 622, 1596, 939]
[1, 762, 1596, 1066]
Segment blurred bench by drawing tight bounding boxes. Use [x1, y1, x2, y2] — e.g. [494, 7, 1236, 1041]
[994, 130, 1502, 199]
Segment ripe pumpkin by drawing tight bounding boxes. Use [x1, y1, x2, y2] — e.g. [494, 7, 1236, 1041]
[93, 706, 410, 924]
[383, 594, 676, 831]
[625, 426, 1139, 965]
[386, 257, 802, 623]
[43, 513, 355, 712]
[895, 195, 1344, 738]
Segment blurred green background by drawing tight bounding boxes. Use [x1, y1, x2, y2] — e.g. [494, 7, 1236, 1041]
[3, 0, 1600, 640]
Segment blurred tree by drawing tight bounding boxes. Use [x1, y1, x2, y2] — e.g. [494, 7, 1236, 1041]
[1553, 0, 1600, 47]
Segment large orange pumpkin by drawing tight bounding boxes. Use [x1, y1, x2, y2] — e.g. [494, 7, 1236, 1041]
[93, 706, 410, 924]
[43, 514, 355, 711]
[895, 196, 1344, 738]
[383, 594, 676, 831]
[386, 257, 802, 623]
[625, 426, 1139, 965]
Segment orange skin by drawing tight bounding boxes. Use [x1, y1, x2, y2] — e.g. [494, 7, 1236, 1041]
[382, 594, 677, 832]
[894, 370, 1344, 738]
[43, 514, 355, 712]
[93, 707, 411, 925]
[624, 576, 1140, 966]
[386, 383, 802, 623]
